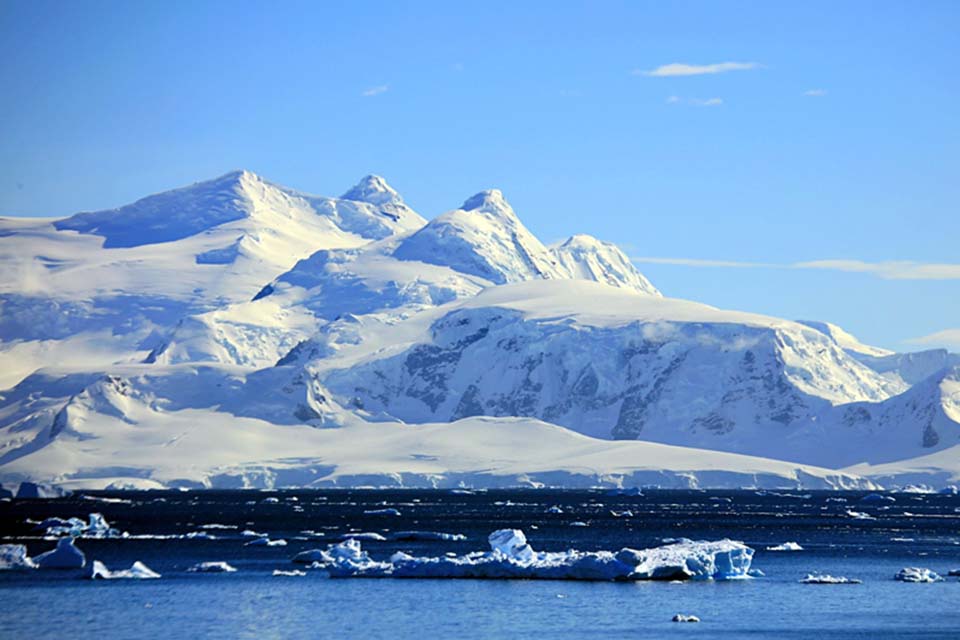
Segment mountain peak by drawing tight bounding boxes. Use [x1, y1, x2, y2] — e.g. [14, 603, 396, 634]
[461, 189, 509, 213]
[341, 175, 403, 206]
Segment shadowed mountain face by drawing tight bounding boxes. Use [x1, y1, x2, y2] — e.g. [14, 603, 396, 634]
[0, 171, 957, 490]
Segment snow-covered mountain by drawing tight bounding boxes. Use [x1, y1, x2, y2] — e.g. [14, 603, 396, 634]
[0, 171, 956, 490]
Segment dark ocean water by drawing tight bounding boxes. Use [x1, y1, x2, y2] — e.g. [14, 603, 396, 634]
[2, 489, 959, 639]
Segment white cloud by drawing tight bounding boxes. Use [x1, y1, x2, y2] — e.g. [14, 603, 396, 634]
[632, 257, 774, 268]
[795, 260, 960, 280]
[631, 256, 960, 281]
[905, 329, 960, 350]
[636, 62, 760, 77]
[804, 88, 827, 97]
[362, 85, 389, 97]
[666, 96, 724, 107]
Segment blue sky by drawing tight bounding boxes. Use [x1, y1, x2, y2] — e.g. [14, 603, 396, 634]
[1, 1, 957, 352]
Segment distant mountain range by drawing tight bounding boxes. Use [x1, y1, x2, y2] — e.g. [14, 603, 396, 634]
[1, 171, 957, 490]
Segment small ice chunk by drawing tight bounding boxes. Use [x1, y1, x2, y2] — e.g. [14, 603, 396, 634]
[35, 537, 86, 569]
[894, 567, 943, 583]
[766, 542, 803, 552]
[569, 521, 588, 527]
[610, 510, 633, 518]
[241, 530, 264, 537]
[947, 569, 960, 577]
[800, 573, 862, 584]
[488, 529, 535, 563]
[187, 561, 237, 573]
[88, 560, 160, 579]
[546, 505, 563, 514]
[672, 614, 700, 623]
[846, 510, 875, 520]
[293, 549, 330, 564]
[261, 497, 280, 504]
[273, 569, 306, 577]
[0, 544, 37, 570]
[40, 513, 121, 538]
[392, 531, 467, 541]
[364, 508, 401, 516]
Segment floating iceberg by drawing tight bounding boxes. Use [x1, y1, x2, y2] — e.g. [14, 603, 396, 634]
[364, 508, 401, 516]
[88, 560, 160, 580]
[15, 482, 71, 499]
[846, 510, 875, 520]
[391, 531, 467, 542]
[546, 505, 564, 514]
[894, 567, 943, 583]
[800, 573, 862, 584]
[766, 542, 803, 552]
[39, 513, 122, 538]
[0, 544, 37, 570]
[314, 529, 754, 581]
[187, 561, 237, 573]
[672, 614, 700, 623]
[273, 569, 306, 577]
[35, 538, 86, 569]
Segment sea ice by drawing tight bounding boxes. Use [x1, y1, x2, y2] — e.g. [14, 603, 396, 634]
[88, 560, 160, 579]
[364, 508, 401, 516]
[273, 569, 306, 577]
[672, 614, 700, 623]
[766, 542, 803, 551]
[0, 544, 36, 570]
[800, 573, 862, 584]
[35, 537, 86, 569]
[894, 567, 943, 583]
[846, 510, 875, 520]
[187, 561, 237, 573]
[546, 505, 564, 514]
[314, 529, 754, 581]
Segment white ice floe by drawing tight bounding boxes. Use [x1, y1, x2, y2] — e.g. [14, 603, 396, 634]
[312, 528, 754, 581]
[35, 537, 86, 569]
[337, 532, 387, 542]
[846, 510, 875, 520]
[672, 614, 700, 623]
[364, 508, 401, 516]
[245, 537, 287, 547]
[273, 569, 306, 577]
[894, 567, 943, 583]
[187, 561, 237, 573]
[391, 531, 467, 541]
[38, 513, 122, 538]
[546, 505, 564, 514]
[0, 544, 37, 570]
[800, 573, 862, 584]
[859, 493, 895, 503]
[88, 560, 160, 579]
[766, 542, 803, 551]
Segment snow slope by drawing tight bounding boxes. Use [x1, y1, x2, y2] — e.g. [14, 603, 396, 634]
[0, 171, 425, 385]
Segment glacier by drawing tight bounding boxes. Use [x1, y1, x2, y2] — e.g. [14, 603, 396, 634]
[1, 170, 959, 490]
